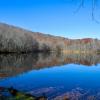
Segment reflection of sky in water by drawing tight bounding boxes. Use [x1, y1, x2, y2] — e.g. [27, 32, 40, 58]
[0, 64, 100, 96]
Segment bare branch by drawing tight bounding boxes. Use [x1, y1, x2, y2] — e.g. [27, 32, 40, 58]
[74, 0, 100, 23]
[91, 0, 100, 23]
[74, 0, 84, 14]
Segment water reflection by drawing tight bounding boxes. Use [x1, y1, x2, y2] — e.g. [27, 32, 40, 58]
[0, 53, 100, 100]
[0, 53, 100, 78]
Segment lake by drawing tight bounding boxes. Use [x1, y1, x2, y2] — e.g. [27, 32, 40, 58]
[0, 53, 100, 100]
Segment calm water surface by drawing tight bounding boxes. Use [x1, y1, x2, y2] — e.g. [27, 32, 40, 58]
[0, 53, 100, 99]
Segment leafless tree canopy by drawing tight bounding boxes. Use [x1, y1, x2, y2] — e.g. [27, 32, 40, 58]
[0, 23, 100, 53]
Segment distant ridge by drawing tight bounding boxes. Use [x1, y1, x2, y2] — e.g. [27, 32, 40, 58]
[0, 22, 100, 53]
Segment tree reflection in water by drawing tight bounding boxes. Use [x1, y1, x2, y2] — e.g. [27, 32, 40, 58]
[0, 52, 100, 78]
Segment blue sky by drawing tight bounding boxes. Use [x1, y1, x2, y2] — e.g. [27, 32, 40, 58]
[0, 0, 100, 39]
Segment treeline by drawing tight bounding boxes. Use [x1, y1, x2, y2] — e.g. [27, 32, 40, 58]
[0, 23, 100, 53]
[31, 32, 100, 53]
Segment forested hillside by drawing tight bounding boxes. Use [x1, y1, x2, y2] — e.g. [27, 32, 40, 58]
[0, 23, 100, 53]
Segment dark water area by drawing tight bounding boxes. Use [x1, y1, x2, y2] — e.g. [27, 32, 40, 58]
[0, 53, 100, 100]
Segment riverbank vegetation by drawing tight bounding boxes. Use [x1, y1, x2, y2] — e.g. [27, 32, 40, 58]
[0, 23, 100, 53]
